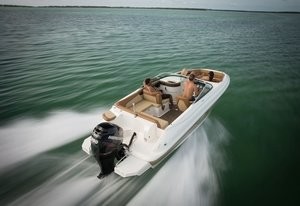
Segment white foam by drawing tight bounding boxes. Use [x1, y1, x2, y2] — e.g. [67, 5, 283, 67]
[128, 117, 230, 206]
[0, 109, 105, 170]
[2, 114, 230, 206]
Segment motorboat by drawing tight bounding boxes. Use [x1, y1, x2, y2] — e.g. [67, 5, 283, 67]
[81, 68, 230, 178]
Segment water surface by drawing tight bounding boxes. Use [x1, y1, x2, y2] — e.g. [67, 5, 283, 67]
[0, 7, 299, 206]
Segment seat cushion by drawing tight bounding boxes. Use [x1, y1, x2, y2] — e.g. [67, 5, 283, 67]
[102, 111, 116, 121]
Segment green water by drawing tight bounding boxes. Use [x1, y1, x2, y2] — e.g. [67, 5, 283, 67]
[0, 7, 300, 205]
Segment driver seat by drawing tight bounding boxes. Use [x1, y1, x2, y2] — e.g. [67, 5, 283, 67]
[176, 96, 192, 112]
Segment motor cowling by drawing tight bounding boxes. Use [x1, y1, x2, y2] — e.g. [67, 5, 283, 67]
[90, 122, 125, 178]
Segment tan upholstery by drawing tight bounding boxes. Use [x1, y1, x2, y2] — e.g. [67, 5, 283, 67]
[130, 100, 153, 113]
[102, 111, 116, 121]
[116, 89, 143, 109]
[176, 95, 191, 112]
[125, 95, 143, 107]
[115, 89, 164, 113]
[181, 68, 189, 76]
[189, 69, 224, 82]
[143, 89, 169, 107]
[142, 89, 162, 104]
[114, 88, 170, 129]
[139, 112, 169, 129]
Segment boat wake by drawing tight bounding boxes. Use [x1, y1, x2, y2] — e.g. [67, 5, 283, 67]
[0, 111, 229, 206]
[0, 110, 103, 170]
[128, 117, 230, 206]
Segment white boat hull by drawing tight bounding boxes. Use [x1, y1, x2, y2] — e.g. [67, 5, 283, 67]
[82, 68, 230, 177]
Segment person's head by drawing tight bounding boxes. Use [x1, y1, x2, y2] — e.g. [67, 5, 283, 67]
[189, 73, 195, 81]
[208, 71, 214, 81]
[144, 78, 151, 85]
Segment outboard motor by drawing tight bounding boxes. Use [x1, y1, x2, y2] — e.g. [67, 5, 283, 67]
[91, 122, 125, 179]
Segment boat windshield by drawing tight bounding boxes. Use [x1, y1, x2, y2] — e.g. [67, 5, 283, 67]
[194, 83, 213, 103]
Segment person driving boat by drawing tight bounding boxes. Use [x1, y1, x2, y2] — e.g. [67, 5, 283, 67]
[182, 73, 200, 101]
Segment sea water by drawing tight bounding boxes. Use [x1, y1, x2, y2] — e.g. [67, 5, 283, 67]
[0, 7, 299, 205]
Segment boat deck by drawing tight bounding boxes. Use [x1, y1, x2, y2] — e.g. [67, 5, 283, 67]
[160, 107, 183, 123]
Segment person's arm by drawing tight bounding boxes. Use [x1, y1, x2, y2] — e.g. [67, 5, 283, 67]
[148, 86, 161, 95]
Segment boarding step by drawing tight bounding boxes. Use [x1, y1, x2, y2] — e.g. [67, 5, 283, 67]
[114, 155, 151, 177]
